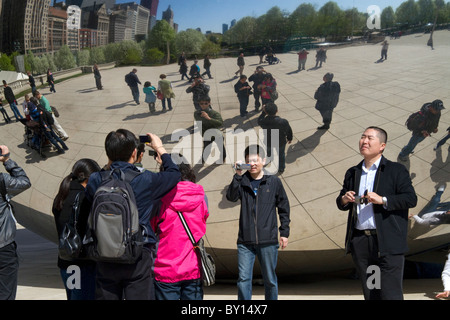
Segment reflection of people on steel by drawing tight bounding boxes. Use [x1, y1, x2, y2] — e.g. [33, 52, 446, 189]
[409, 184, 450, 299]
[434, 126, 450, 151]
[411, 185, 450, 226]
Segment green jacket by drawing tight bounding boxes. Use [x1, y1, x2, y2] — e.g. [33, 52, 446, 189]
[39, 96, 52, 113]
[194, 107, 223, 136]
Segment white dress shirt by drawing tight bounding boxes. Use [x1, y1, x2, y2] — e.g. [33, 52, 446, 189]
[356, 157, 382, 230]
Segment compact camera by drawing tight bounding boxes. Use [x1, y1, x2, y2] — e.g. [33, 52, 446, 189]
[139, 135, 152, 143]
[235, 163, 252, 170]
[354, 196, 369, 205]
[354, 190, 369, 205]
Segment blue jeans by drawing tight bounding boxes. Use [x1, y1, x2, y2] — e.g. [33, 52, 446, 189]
[237, 243, 279, 300]
[9, 102, 23, 120]
[162, 98, 172, 110]
[130, 86, 140, 104]
[44, 128, 68, 152]
[154, 279, 203, 300]
[59, 264, 96, 300]
[419, 190, 450, 216]
[399, 132, 426, 158]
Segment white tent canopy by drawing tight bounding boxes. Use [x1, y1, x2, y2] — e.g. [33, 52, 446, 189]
[0, 71, 28, 84]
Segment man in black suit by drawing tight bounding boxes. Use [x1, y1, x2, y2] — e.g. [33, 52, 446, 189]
[336, 126, 417, 300]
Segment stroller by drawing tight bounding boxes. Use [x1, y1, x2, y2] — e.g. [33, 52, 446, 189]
[19, 118, 47, 158]
[265, 55, 281, 65]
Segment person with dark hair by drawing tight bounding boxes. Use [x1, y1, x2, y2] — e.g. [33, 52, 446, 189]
[337, 126, 417, 300]
[248, 66, 266, 111]
[134, 143, 146, 171]
[47, 69, 56, 93]
[235, 52, 245, 77]
[179, 60, 189, 81]
[226, 144, 290, 300]
[125, 68, 141, 105]
[151, 154, 209, 300]
[2, 80, 23, 122]
[258, 102, 293, 174]
[189, 60, 201, 83]
[34, 90, 69, 141]
[201, 55, 213, 79]
[29, 96, 69, 155]
[234, 75, 252, 117]
[186, 76, 210, 111]
[259, 73, 277, 105]
[194, 96, 226, 164]
[27, 71, 36, 95]
[314, 72, 341, 130]
[158, 74, 175, 112]
[85, 130, 180, 300]
[315, 47, 327, 68]
[52, 158, 101, 300]
[93, 64, 102, 90]
[0, 145, 31, 300]
[399, 99, 445, 161]
[143, 81, 157, 113]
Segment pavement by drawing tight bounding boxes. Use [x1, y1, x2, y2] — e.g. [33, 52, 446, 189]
[15, 224, 445, 300]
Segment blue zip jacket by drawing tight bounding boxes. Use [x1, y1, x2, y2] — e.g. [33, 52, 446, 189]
[85, 154, 180, 244]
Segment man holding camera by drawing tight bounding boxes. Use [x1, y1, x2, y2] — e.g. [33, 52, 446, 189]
[226, 144, 290, 300]
[194, 95, 226, 164]
[248, 66, 266, 111]
[85, 130, 180, 299]
[0, 145, 31, 300]
[336, 127, 417, 300]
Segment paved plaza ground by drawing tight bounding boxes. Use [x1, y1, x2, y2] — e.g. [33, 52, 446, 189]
[2, 30, 449, 300]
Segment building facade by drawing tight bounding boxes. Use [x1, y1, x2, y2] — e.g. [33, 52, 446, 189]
[115, 2, 150, 41]
[81, 3, 110, 46]
[48, 6, 68, 53]
[1, 0, 51, 55]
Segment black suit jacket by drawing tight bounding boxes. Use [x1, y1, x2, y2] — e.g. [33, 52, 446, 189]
[336, 156, 417, 256]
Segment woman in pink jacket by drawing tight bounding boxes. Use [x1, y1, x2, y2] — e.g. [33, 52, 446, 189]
[152, 154, 209, 300]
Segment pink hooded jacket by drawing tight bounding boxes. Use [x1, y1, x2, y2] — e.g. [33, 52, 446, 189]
[151, 181, 209, 283]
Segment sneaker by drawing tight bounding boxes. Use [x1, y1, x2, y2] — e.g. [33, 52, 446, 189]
[437, 185, 446, 192]
[434, 145, 440, 151]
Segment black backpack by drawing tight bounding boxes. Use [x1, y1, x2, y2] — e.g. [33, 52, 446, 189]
[124, 73, 132, 86]
[405, 111, 425, 131]
[83, 169, 143, 264]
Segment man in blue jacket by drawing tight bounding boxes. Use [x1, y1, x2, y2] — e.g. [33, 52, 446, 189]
[226, 144, 290, 300]
[85, 129, 180, 299]
[125, 68, 142, 105]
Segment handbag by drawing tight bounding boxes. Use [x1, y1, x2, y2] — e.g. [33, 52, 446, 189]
[58, 192, 83, 260]
[177, 211, 216, 287]
[51, 106, 59, 117]
[0, 174, 17, 243]
[157, 91, 164, 100]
